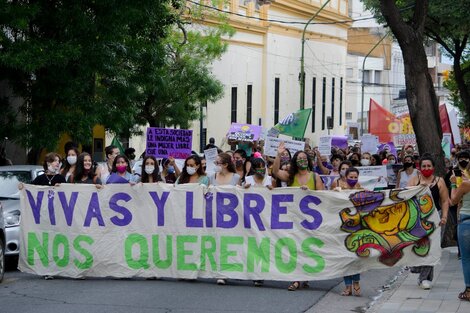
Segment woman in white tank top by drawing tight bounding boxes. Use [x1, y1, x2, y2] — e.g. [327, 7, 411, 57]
[396, 155, 418, 188]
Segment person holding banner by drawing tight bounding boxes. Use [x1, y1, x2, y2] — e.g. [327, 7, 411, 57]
[161, 157, 180, 184]
[334, 167, 363, 296]
[273, 142, 324, 291]
[60, 146, 79, 182]
[233, 149, 249, 183]
[209, 153, 241, 285]
[98, 145, 119, 184]
[175, 154, 209, 186]
[140, 156, 163, 183]
[32, 152, 66, 186]
[244, 157, 274, 190]
[67, 152, 102, 186]
[106, 155, 139, 184]
[407, 155, 449, 290]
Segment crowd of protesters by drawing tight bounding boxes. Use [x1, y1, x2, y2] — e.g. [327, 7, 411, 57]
[12, 138, 470, 301]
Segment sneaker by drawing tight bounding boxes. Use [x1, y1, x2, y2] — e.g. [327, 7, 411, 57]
[420, 280, 432, 290]
[43, 275, 54, 280]
[216, 279, 226, 285]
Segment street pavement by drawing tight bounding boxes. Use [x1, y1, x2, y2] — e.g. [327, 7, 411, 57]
[308, 247, 469, 313]
[1, 248, 466, 313]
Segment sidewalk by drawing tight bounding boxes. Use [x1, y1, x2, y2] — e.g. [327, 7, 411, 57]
[370, 247, 470, 313]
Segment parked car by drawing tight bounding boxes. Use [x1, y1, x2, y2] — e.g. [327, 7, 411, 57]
[0, 194, 5, 282]
[0, 165, 43, 268]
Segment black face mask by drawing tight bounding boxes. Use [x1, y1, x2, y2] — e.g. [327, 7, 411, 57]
[403, 162, 413, 168]
[459, 160, 469, 169]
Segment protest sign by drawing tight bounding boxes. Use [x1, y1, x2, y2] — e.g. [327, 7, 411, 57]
[386, 164, 402, 186]
[227, 123, 262, 142]
[264, 137, 305, 157]
[204, 148, 218, 175]
[442, 133, 452, 158]
[318, 136, 332, 156]
[20, 184, 440, 280]
[146, 128, 193, 159]
[393, 134, 416, 147]
[357, 165, 388, 188]
[378, 142, 397, 157]
[360, 134, 379, 154]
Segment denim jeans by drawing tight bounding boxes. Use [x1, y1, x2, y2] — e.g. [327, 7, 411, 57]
[344, 274, 360, 286]
[458, 214, 470, 287]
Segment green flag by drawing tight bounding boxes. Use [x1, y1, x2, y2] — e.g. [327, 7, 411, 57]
[111, 136, 125, 155]
[270, 108, 312, 138]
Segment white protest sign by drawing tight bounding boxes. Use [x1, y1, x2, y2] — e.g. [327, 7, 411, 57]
[204, 148, 218, 176]
[360, 134, 379, 154]
[318, 136, 332, 156]
[264, 136, 305, 157]
[20, 184, 440, 280]
[357, 165, 388, 188]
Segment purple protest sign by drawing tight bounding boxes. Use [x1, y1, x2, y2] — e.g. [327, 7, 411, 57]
[331, 136, 348, 149]
[146, 127, 192, 159]
[378, 142, 397, 157]
[227, 123, 262, 141]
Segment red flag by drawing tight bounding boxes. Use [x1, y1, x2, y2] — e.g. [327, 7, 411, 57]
[439, 104, 452, 134]
[368, 99, 401, 142]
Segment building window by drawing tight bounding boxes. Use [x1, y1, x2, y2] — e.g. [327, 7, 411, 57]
[363, 70, 371, 83]
[340, 77, 343, 125]
[312, 77, 316, 132]
[322, 77, 326, 130]
[246, 84, 252, 124]
[231, 87, 237, 123]
[274, 78, 280, 124]
[374, 71, 382, 84]
[331, 77, 335, 127]
[346, 112, 352, 120]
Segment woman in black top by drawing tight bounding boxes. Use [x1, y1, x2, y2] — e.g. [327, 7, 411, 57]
[68, 152, 102, 186]
[32, 152, 66, 186]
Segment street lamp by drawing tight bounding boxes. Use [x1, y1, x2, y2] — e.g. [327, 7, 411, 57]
[360, 33, 388, 136]
[299, 0, 331, 110]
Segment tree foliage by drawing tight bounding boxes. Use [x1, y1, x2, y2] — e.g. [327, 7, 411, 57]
[444, 60, 470, 126]
[0, 0, 232, 155]
[363, 0, 470, 123]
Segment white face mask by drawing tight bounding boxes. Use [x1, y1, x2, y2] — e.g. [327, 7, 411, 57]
[388, 160, 396, 165]
[48, 163, 60, 174]
[360, 159, 370, 166]
[144, 166, 155, 175]
[186, 167, 197, 176]
[214, 165, 222, 173]
[340, 169, 347, 177]
[67, 155, 77, 165]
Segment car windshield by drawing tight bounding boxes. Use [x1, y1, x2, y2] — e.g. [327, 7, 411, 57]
[0, 171, 33, 199]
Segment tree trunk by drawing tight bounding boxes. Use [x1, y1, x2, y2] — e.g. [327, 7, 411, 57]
[379, 0, 445, 175]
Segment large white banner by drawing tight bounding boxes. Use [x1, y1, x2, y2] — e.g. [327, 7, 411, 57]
[19, 184, 441, 280]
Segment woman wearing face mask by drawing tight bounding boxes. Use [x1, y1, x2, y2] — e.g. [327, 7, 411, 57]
[360, 152, 372, 166]
[209, 152, 240, 285]
[68, 152, 102, 186]
[233, 149, 248, 183]
[407, 155, 449, 290]
[349, 152, 361, 167]
[396, 155, 418, 189]
[61, 147, 79, 182]
[244, 157, 274, 190]
[273, 142, 324, 291]
[334, 167, 363, 296]
[32, 152, 66, 186]
[106, 155, 139, 184]
[330, 161, 352, 190]
[176, 155, 209, 186]
[161, 157, 181, 184]
[140, 156, 162, 183]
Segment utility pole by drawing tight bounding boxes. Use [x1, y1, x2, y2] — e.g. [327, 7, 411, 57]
[360, 33, 388, 136]
[299, 0, 331, 109]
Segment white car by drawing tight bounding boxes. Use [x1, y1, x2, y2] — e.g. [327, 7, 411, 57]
[0, 165, 43, 268]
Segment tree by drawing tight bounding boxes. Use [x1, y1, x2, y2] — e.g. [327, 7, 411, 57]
[444, 62, 470, 127]
[136, 2, 234, 128]
[363, 0, 445, 174]
[0, 0, 176, 155]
